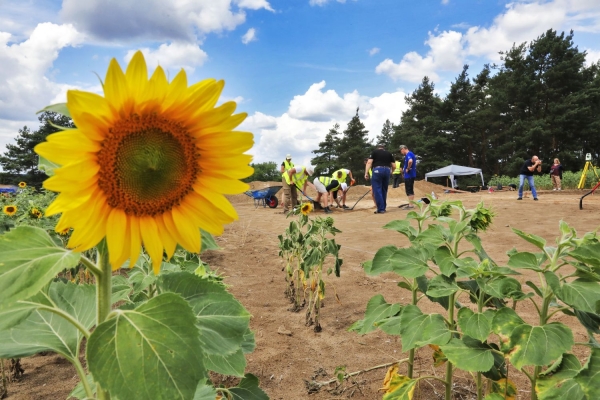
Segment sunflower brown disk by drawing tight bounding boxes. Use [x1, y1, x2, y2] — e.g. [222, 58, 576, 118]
[97, 113, 199, 217]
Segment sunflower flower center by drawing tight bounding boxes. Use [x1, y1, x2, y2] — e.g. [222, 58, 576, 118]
[97, 114, 199, 217]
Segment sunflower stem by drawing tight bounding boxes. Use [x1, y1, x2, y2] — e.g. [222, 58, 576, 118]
[95, 239, 112, 400]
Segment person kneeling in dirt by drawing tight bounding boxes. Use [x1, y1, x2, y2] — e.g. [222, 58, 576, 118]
[313, 176, 337, 214]
[330, 182, 349, 209]
[331, 168, 355, 209]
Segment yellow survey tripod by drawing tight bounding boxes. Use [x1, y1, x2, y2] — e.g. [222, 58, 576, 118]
[578, 153, 600, 189]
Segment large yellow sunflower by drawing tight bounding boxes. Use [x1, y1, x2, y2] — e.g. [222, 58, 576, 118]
[18, 182, 27, 188]
[3, 205, 17, 216]
[35, 51, 254, 273]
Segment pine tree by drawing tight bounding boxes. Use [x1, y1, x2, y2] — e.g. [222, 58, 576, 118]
[311, 123, 341, 175]
[338, 109, 372, 184]
[375, 119, 394, 149]
[0, 112, 74, 186]
[393, 77, 446, 176]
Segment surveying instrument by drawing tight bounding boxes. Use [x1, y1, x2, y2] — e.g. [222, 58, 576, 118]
[577, 153, 600, 189]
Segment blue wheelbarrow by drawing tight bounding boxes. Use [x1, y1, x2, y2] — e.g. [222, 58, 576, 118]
[244, 185, 283, 208]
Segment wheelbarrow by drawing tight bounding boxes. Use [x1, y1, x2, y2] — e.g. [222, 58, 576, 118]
[244, 185, 283, 208]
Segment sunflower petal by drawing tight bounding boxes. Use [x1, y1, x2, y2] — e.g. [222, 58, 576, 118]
[139, 217, 163, 274]
[125, 51, 148, 102]
[104, 58, 129, 114]
[106, 208, 128, 269]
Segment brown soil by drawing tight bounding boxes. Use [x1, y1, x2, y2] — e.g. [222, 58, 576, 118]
[5, 181, 600, 400]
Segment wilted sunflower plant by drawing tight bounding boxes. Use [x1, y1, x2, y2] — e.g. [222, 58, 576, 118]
[0, 52, 269, 400]
[278, 204, 342, 331]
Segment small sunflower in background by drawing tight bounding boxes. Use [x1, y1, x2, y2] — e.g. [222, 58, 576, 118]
[18, 182, 26, 188]
[3, 205, 17, 216]
[300, 202, 313, 216]
[35, 51, 254, 273]
[30, 208, 43, 219]
[59, 228, 71, 236]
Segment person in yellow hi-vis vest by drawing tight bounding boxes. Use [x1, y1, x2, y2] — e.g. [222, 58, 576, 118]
[280, 154, 294, 207]
[330, 168, 354, 209]
[392, 157, 402, 188]
[364, 157, 376, 207]
[283, 165, 315, 213]
[313, 175, 346, 214]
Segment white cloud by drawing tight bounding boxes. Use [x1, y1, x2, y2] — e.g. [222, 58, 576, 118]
[375, 30, 463, 82]
[241, 81, 408, 166]
[124, 43, 208, 74]
[368, 47, 380, 56]
[60, 0, 274, 42]
[585, 48, 600, 65]
[376, 1, 600, 82]
[288, 81, 364, 121]
[0, 22, 83, 121]
[309, 0, 351, 6]
[236, 0, 274, 11]
[441, 0, 450, 4]
[242, 28, 257, 44]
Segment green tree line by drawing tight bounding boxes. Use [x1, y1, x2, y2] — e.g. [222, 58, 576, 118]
[311, 29, 600, 182]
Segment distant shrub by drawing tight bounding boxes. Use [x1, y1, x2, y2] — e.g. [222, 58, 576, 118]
[488, 170, 599, 190]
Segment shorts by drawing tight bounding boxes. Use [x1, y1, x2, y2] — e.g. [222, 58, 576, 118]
[404, 178, 415, 196]
[314, 178, 327, 194]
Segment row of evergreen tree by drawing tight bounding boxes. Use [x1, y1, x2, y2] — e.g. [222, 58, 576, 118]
[311, 29, 600, 183]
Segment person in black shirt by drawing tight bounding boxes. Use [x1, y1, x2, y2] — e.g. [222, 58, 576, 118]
[518, 155, 542, 200]
[364, 143, 395, 213]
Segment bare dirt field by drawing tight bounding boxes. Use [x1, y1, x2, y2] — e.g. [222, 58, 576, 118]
[5, 181, 600, 400]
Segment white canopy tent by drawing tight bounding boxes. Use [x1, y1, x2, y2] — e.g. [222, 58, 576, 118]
[424, 165, 485, 189]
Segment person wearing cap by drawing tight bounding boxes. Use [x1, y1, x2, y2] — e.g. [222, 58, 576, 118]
[330, 168, 354, 209]
[313, 176, 341, 214]
[392, 156, 402, 188]
[365, 143, 395, 214]
[280, 154, 294, 208]
[283, 165, 315, 213]
[399, 145, 417, 208]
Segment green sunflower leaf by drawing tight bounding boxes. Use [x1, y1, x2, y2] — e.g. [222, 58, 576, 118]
[0, 282, 95, 361]
[200, 229, 220, 252]
[512, 228, 547, 250]
[426, 274, 460, 297]
[159, 271, 251, 355]
[558, 279, 600, 314]
[491, 307, 525, 353]
[398, 305, 451, 351]
[457, 308, 493, 342]
[38, 102, 72, 118]
[440, 336, 495, 372]
[382, 374, 417, 400]
[193, 383, 218, 400]
[37, 155, 61, 177]
[0, 226, 81, 307]
[204, 349, 246, 377]
[390, 247, 431, 278]
[508, 251, 543, 271]
[536, 353, 583, 400]
[228, 374, 269, 400]
[574, 348, 600, 399]
[508, 322, 574, 369]
[349, 294, 401, 335]
[87, 293, 205, 400]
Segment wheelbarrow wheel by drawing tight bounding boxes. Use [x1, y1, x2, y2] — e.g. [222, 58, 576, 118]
[267, 196, 278, 208]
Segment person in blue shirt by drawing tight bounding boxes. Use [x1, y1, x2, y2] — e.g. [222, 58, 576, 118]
[399, 145, 417, 209]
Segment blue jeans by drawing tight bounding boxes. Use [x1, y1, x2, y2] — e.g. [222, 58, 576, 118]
[518, 175, 537, 198]
[372, 167, 390, 212]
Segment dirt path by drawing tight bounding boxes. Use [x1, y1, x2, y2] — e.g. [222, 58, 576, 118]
[5, 183, 600, 400]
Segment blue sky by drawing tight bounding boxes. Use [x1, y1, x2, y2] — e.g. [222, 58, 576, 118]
[1, 0, 600, 167]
